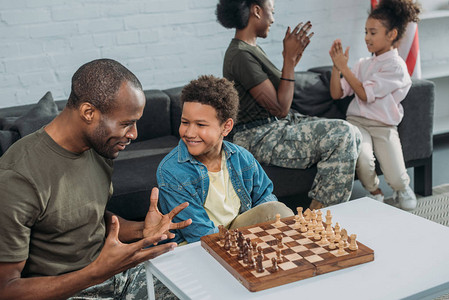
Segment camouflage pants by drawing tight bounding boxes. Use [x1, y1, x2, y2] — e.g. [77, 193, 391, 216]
[68, 263, 178, 300]
[233, 112, 361, 206]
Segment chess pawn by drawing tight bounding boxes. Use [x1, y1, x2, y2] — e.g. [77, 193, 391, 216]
[319, 230, 329, 246]
[341, 229, 349, 248]
[274, 213, 282, 227]
[337, 240, 346, 255]
[313, 226, 321, 241]
[277, 235, 284, 249]
[251, 241, 258, 258]
[271, 257, 279, 272]
[349, 234, 358, 251]
[224, 232, 231, 251]
[247, 247, 255, 268]
[328, 235, 336, 250]
[300, 218, 308, 233]
[307, 219, 317, 237]
[276, 248, 282, 263]
[243, 243, 249, 264]
[293, 215, 301, 229]
[230, 232, 239, 254]
[256, 253, 264, 273]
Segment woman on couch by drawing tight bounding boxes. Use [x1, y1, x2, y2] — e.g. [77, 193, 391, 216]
[216, 0, 361, 209]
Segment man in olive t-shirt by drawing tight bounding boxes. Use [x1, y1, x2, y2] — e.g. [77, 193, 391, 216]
[0, 59, 192, 300]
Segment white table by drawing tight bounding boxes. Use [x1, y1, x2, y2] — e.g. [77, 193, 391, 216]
[145, 198, 449, 300]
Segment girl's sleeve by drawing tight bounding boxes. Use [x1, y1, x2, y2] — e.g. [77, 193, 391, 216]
[362, 63, 411, 103]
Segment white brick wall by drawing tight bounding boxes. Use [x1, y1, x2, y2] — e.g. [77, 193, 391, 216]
[2, 0, 445, 109]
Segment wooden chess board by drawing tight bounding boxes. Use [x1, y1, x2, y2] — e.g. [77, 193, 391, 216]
[201, 215, 374, 292]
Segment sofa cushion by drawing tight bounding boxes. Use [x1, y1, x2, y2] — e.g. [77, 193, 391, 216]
[163, 87, 183, 137]
[135, 90, 172, 143]
[10, 92, 58, 137]
[0, 130, 20, 156]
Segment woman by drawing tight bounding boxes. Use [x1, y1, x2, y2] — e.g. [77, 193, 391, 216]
[216, 0, 361, 209]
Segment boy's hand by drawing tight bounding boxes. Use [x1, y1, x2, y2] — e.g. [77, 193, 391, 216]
[143, 187, 192, 243]
[329, 39, 350, 71]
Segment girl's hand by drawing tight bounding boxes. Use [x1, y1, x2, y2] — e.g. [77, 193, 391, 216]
[329, 39, 349, 71]
[283, 21, 314, 66]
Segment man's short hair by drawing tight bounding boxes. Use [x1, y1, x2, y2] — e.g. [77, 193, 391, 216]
[181, 75, 239, 124]
[66, 59, 142, 114]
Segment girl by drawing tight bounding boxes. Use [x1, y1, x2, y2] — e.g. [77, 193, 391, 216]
[329, 0, 421, 210]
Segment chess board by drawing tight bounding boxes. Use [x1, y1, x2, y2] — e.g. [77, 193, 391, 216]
[201, 215, 374, 292]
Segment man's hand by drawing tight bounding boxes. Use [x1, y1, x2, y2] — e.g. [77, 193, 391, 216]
[329, 39, 349, 72]
[89, 214, 178, 285]
[143, 187, 192, 242]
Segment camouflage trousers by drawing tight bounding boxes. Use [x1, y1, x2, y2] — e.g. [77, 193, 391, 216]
[233, 112, 361, 206]
[68, 262, 178, 300]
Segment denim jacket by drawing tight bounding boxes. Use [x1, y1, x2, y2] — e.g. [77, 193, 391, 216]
[157, 140, 277, 244]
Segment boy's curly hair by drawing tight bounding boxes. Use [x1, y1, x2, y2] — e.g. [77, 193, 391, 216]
[370, 0, 421, 43]
[181, 75, 239, 124]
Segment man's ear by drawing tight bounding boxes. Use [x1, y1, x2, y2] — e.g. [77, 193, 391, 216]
[79, 102, 97, 124]
[252, 4, 262, 19]
[222, 118, 234, 137]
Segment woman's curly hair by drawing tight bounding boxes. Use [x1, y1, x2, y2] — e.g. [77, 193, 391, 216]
[370, 0, 421, 42]
[216, 0, 266, 29]
[181, 75, 239, 124]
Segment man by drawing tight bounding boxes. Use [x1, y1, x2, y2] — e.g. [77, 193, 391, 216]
[0, 59, 192, 299]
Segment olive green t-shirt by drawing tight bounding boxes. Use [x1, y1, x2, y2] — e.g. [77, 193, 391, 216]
[223, 38, 282, 125]
[0, 128, 113, 277]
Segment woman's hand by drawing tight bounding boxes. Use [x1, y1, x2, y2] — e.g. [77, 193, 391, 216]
[283, 21, 314, 66]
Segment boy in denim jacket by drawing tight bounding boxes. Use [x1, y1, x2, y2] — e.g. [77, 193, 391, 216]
[157, 75, 293, 244]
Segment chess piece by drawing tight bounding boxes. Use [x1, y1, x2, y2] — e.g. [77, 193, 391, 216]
[271, 257, 279, 272]
[251, 241, 258, 258]
[277, 235, 284, 249]
[247, 247, 255, 268]
[307, 219, 316, 237]
[230, 231, 238, 254]
[349, 234, 358, 251]
[304, 208, 311, 223]
[237, 231, 244, 249]
[238, 242, 244, 260]
[313, 226, 321, 241]
[300, 218, 308, 233]
[328, 235, 336, 250]
[319, 230, 329, 246]
[337, 240, 345, 255]
[334, 223, 341, 242]
[274, 213, 282, 227]
[224, 231, 231, 251]
[243, 243, 249, 264]
[256, 253, 264, 273]
[218, 225, 225, 243]
[293, 214, 300, 229]
[341, 229, 349, 248]
[276, 248, 282, 263]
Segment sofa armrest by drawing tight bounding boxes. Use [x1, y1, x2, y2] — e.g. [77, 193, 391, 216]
[399, 78, 435, 162]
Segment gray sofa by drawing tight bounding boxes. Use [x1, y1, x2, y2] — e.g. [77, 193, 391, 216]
[0, 67, 435, 220]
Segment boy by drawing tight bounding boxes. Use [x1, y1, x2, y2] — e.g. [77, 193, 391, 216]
[157, 75, 293, 244]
